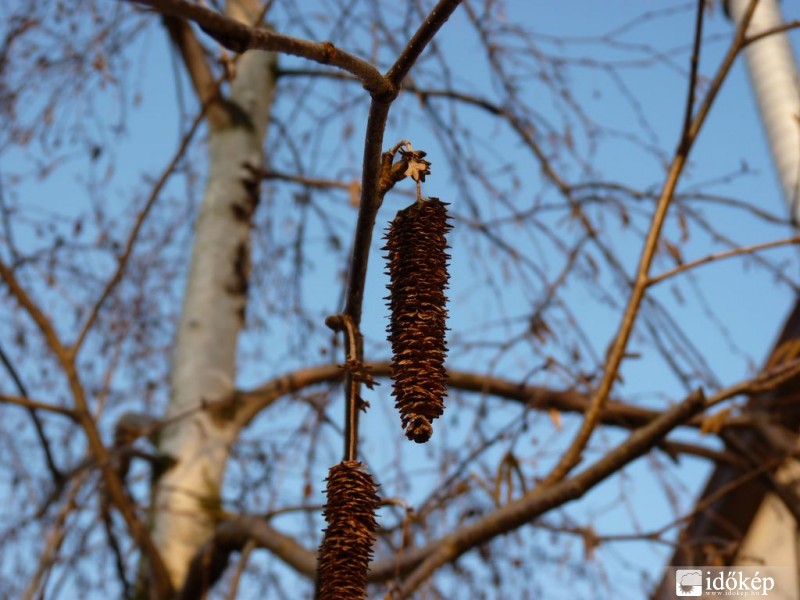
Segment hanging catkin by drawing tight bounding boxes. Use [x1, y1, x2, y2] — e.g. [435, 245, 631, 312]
[384, 197, 451, 443]
[317, 461, 380, 599]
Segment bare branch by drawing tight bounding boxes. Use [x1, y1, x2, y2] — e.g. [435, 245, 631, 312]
[162, 16, 230, 130]
[128, 0, 390, 97]
[72, 112, 204, 356]
[385, 0, 463, 87]
[0, 343, 64, 480]
[540, 0, 759, 487]
[0, 393, 78, 420]
[648, 236, 800, 286]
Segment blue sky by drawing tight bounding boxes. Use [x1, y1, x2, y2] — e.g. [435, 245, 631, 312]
[3, 1, 800, 597]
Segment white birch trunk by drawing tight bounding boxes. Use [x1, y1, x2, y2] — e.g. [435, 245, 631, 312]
[153, 44, 276, 589]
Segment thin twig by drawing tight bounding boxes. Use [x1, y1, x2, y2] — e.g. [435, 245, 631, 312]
[129, 0, 389, 96]
[325, 313, 363, 461]
[648, 236, 800, 286]
[22, 472, 88, 600]
[743, 19, 800, 47]
[71, 111, 204, 356]
[539, 0, 755, 488]
[0, 393, 78, 419]
[225, 539, 256, 600]
[0, 343, 64, 480]
[679, 0, 706, 154]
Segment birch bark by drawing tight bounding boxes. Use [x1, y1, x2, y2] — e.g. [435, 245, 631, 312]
[152, 18, 276, 588]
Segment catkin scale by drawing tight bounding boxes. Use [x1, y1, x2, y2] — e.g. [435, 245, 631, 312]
[384, 198, 451, 443]
[317, 461, 380, 599]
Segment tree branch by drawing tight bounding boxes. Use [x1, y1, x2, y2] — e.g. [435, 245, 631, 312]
[647, 236, 800, 286]
[180, 359, 800, 596]
[162, 15, 230, 130]
[0, 393, 78, 420]
[129, 0, 389, 97]
[0, 343, 65, 481]
[0, 258, 174, 598]
[177, 516, 318, 598]
[393, 388, 708, 597]
[539, 0, 757, 487]
[385, 0, 463, 87]
[234, 360, 788, 435]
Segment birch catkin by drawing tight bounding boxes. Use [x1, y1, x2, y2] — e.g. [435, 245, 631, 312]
[384, 197, 452, 443]
[317, 461, 380, 599]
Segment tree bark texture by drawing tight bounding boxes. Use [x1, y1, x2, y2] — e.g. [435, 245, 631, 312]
[153, 42, 276, 589]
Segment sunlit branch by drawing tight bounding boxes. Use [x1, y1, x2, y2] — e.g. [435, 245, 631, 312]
[539, 0, 758, 488]
[648, 236, 800, 287]
[128, 0, 390, 96]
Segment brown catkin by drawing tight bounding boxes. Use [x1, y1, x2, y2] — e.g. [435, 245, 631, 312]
[317, 461, 380, 600]
[384, 197, 451, 443]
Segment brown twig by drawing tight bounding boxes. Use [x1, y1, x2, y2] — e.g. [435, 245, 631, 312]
[0, 343, 65, 481]
[162, 16, 229, 130]
[325, 314, 363, 461]
[129, 0, 390, 97]
[647, 236, 800, 286]
[21, 472, 88, 600]
[233, 360, 800, 435]
[71, 111, 204, 357]
[0, 258, 174, 599]
[742, 19, 800, 47]
[539, 0, 756, 487]
[0, 393, 78, 420]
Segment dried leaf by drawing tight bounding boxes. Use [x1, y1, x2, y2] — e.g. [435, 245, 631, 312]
[399, 148, 431, 183]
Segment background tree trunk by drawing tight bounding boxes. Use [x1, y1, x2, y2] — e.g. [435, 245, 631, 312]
[153, 22, 276, 589]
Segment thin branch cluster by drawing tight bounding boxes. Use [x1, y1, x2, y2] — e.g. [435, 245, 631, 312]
[384, 198, 452, 443]
[317, 461, 381, 599]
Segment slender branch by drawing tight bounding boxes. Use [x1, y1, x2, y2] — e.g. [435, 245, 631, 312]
[260, 168, 357, 191]
[0, 256, 174, 598]
[71, 111, 204, 356]
[394, 390, 707, 597]
[162, 16, 229, 130]
[342, 102, 392, 325]
[0, 393, 78, 420]
[648, 236, 800, 286]
[385, 0, 463, 87]
[539, 0, 756, 487]
[128, 0, 389, 97]
[21, 472, 88, 600]
[743, 19, 800, 47]
[0, 344, 64, 480]
[235, 362, 652, 430]
[678, 0, 706, 153]
[233, 361, 778, 434]
[325, 314, 364, 461]
[392, 357, 800, 596]
[225, 539, 255, 600]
